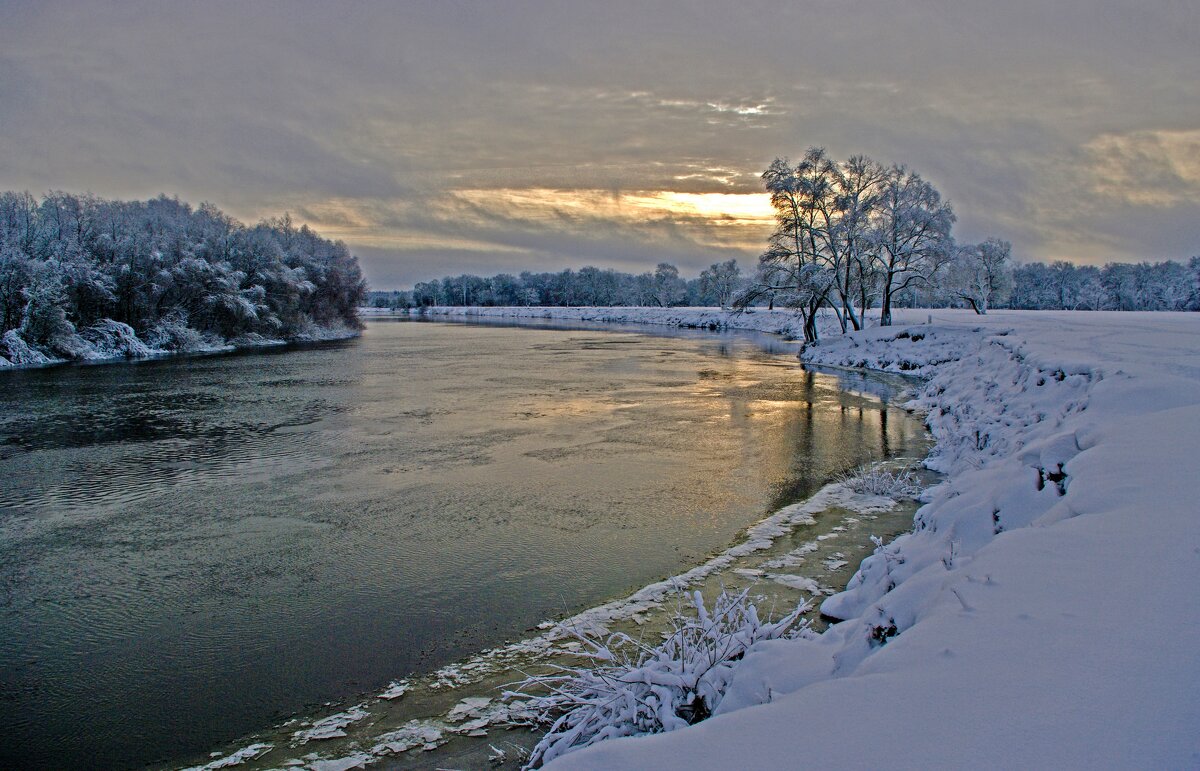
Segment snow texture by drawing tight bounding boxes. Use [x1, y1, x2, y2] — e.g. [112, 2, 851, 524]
[369, 720, 448, 755]
[376, 680, 410, 700]
[534, 308, 1200, 770]
[180, 743, 273, 770]
[508, 589, 811, 767]
[292, 705, 369, 743]
[0, 317, 358, 370]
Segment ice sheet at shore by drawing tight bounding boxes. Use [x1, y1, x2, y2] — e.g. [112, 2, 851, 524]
[542, 309, 1200, 769]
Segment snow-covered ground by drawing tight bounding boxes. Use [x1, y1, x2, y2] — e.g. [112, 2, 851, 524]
[514, 308, 1200, 769]
[374, 304, 814, 338]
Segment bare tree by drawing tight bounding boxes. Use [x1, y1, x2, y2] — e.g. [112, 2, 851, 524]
[650, 262, 686, 307]
[698, 259, 741, 308]
[947, 238, 1013, 314]
[736, 157, 833, 342]
[870, 166, 955, 325]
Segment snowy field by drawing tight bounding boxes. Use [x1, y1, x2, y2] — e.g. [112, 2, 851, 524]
[389, 306, 1200, 769]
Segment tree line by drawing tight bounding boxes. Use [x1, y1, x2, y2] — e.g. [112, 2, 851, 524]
[371, 259, 746, 310]
[376, 251, 1197, 330]
[0, 192, 366, 365]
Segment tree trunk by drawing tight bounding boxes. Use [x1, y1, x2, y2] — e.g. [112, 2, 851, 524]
[844, 298, 861, 331]
[803, 309, 818, 342]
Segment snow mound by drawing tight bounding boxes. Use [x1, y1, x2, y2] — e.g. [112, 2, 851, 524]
[1, 329, 55, 365]
[81, 318, 165, 359]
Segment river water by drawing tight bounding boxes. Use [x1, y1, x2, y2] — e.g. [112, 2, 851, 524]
[0, 319, 927, 769]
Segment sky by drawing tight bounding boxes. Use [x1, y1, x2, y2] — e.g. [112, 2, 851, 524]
[1, 1, 1197, 288]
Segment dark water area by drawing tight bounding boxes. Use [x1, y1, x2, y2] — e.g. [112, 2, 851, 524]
[0, 319, 926, 769]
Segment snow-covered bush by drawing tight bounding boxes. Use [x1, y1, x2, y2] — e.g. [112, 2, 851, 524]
[147, 311, 205, 351]
[81, 319, 160, 359]
[1, 328, 52, 365]
[506, 589, 811, 768]
[836, 466, 921, 498]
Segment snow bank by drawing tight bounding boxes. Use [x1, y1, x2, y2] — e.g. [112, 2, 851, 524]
[551, 309, 1200, 769]
[1, 329, 54, 366]
[0, 319, 359, 371]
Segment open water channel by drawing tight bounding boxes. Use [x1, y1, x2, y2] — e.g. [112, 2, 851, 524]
[0, 318, 929, 769]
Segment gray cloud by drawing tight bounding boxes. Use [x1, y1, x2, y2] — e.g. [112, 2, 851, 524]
[1, 0, 1197, 286]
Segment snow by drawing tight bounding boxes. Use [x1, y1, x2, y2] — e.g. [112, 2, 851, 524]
[1, 328, 54, 366]
[510, 588, 812, 767]
[446, 696, 494, 723]
[0, 318, 358, 370]
[180, 743, 273, 770]
[376, 680, 409, 700]
[766, 574, 822, 593]
[369, 720, 448, 755]
[291, 705, 369, 743]
[535, 308, 1200, 769]
[393, 305, 814, 338]
[304, 753, 372, 771]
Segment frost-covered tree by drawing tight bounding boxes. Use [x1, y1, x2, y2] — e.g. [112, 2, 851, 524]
[946, 239, 1013, 314]
[870, 166, 955, 325]
[743, 151, 939, 338]
[1189, 256, 1200, 310]
[0, 245, 32, 332]
[20, 261, 76, 349]
[0, 191, 366, 364]
[649, 263, 686, 307]
[736, 157, 832, 342]
[829, 154, 887, 331]
[698, 259, 741, 308]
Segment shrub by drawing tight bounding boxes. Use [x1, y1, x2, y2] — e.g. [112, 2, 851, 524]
[506, 588, 810, 768]
[836, 465, 921, 498]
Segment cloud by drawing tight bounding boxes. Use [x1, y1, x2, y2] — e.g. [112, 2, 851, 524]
[1083, 130, 1200, 207]
[1, 0, 1197, 283]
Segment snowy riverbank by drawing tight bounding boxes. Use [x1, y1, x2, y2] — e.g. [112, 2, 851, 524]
[175, 307, 1200, 769]
[525, 308, 1200, 769]
[0, 320, 361, 370]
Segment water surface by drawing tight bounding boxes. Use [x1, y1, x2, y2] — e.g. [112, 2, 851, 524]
[0, 320, 925, 769]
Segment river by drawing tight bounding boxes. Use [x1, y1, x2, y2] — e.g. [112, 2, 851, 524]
[0, 318, 927, 769]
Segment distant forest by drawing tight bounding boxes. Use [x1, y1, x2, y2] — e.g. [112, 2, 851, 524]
[0, 192, 366, 365]
[370, 257, 1199, 314]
